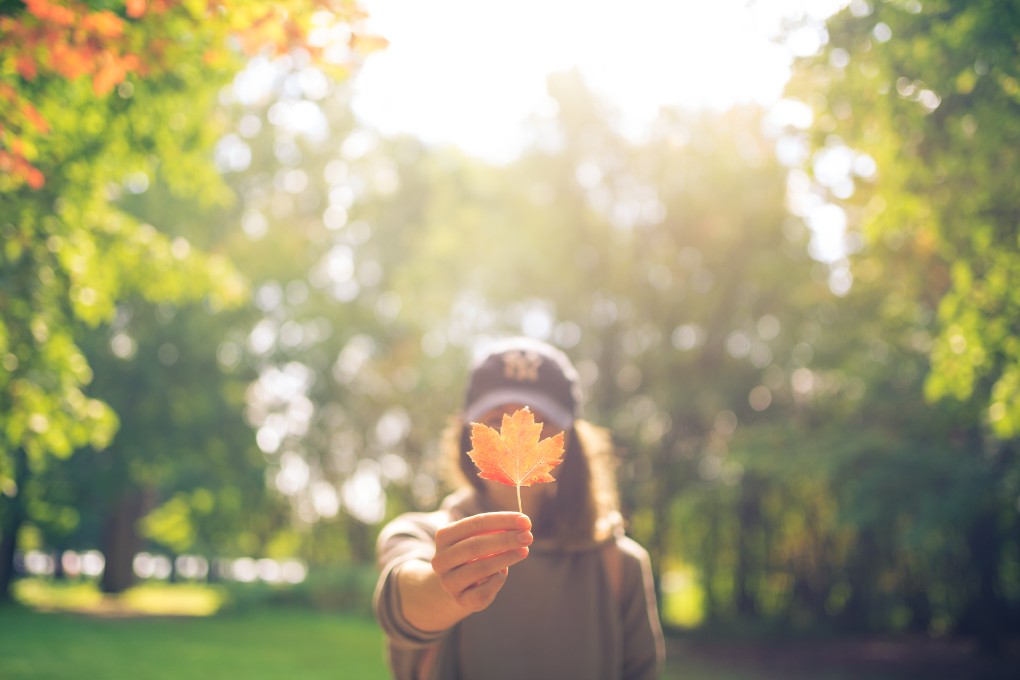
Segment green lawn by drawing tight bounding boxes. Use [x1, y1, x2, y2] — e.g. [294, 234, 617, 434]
[0, 603, 768, 680]
[0, 603, 828, 680]
[3, 581, 1012, 680]
[0, 605, 390, 680]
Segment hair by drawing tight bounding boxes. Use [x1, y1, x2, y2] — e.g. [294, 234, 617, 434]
[439, 416, 621, 544]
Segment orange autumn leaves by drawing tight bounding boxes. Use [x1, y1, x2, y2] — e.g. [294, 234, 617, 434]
[1, 0, 152, 188]
[6, 0, 155, 94]
[467, 407, 566, 513]
[1, 0, 388, 190]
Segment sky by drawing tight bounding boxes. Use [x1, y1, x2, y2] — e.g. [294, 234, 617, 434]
[349, 0, 850, 163]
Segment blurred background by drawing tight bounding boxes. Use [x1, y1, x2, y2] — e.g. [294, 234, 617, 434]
[2, 0, 1019, 678]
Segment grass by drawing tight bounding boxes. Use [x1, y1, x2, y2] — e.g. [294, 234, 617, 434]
[0, 601, 760, 680]
[4, 579, 1017, 680]
[2, 578, 388, 679]
[0, 579, 758, 680]
[14, 578, 226, 617]
[0, 602, 389, 680]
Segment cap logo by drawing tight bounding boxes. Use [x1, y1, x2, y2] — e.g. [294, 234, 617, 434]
[502, 351, 542, 382]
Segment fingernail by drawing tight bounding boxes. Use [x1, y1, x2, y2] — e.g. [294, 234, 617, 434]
[515, 515, 531, 529]
[517, 531, 533, 544]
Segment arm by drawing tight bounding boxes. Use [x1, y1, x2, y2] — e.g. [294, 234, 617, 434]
[618, 537, 666, 680]
[376, 511, 533, 639]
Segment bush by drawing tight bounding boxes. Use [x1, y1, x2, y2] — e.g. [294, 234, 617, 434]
[220, 564, 378, 617]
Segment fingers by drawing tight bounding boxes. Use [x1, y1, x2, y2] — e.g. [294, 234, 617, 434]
[430, 512, 534, 610]
[458, 568, 510, 611]
[442, 547, 530, 610]
[432, 527, 533, 573]
[435, 512, 531, 549]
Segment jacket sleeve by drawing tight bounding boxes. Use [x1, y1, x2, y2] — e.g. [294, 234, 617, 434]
[617, 536, 666, 680]
[373, 511, 450, 649]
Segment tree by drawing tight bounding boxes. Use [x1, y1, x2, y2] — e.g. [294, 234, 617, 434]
[360, 70, 831, 616]
[786, 0, 1020, 436]
[0, 0, 383, 599]
[179, 51, 462, 567]
[786, 0, 1020, 649]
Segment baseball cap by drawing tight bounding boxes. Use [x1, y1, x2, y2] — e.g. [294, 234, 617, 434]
[463, 337, 581, 430]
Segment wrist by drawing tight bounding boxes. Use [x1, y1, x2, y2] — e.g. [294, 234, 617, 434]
[397, 559, 473, 632]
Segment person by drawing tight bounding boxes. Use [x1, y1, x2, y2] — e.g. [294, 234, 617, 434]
[373, 336, 666, 680]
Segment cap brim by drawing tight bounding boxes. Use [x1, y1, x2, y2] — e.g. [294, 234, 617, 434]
[463, 388, 575, 431]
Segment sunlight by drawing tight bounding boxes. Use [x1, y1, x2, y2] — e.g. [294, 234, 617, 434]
[352, 0, 850, 161]
[342, 460, 386, 525]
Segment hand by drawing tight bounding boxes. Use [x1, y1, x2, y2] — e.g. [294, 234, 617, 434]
[431, 512, 533, 613]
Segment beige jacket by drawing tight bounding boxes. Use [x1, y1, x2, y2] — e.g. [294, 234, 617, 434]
[374, 490, 665, 680]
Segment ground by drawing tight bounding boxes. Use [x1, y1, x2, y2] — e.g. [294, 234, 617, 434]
[666, 632, 1020, 680]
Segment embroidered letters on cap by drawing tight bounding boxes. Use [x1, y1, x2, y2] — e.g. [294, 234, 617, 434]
[502, 351, 542, 382]
[462, 337, 579, 428]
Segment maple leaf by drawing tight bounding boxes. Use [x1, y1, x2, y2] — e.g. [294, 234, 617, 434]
[467, 407, 565, 513]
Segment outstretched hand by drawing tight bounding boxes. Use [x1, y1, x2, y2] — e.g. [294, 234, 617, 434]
[431, 512, 533, 613]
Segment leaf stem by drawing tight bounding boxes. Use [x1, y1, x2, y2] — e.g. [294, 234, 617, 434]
[516, 484, 522, 514]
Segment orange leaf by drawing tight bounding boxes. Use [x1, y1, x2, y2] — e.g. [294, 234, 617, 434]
[0, 151, 46, 189]
[16, 54, 38, 80]
[21, 103, 50, 133]
[120, 53, 140, 73]
[467, 407, 565, 513]
[25, 0, 76, 27]
[25, 165, 46, 189]
[82, 11, 125, 38]
[92, 53, 127, 95]
[126, 0, 147, 19]
[52, 44, 91, 79]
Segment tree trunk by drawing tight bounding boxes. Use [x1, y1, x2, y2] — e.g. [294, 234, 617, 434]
[839, 529, 878, 632]
[702, 497, 720, 622]
[966, 508, 1005, 655]
[99, 488, 151, 594]
[904, 584, 932, 632]
[0, 448, 29, 603]
[735, 475, 759, 618]
[960, 429, 1007, 655]
[346, 517, 373, 564]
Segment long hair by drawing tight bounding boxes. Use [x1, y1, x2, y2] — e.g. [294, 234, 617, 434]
[440, 416, 620, 544]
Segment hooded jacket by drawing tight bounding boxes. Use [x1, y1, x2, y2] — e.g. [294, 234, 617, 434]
[374, 489, 665, 680]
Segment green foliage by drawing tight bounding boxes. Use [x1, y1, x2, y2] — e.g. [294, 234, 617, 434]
[0, 18, 245, 480]
[751, 0, 1020, 640]
[0, 0, 382, 600]
[787, 0, 1020, 437]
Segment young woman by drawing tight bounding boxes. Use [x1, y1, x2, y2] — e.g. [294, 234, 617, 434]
[374, 337, 665, 680]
